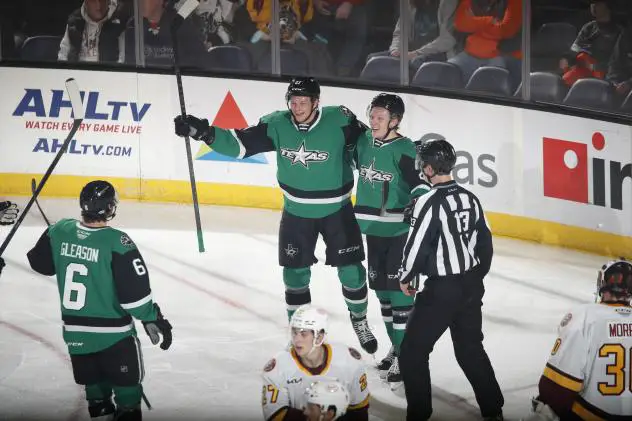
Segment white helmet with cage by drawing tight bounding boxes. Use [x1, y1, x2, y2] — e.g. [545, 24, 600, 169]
[290, 305, 328, 347]
[305, 380, 350, 420]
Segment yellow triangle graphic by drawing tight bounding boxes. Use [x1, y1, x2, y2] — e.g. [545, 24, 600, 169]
[195, 144, 212, 159]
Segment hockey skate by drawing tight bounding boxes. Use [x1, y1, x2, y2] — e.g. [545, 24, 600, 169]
[350, 315, 378, 354]
[386, 357, 403, 390]
[377, 345, 396, 379]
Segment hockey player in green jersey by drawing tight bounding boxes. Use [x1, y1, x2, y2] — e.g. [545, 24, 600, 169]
[354, 94, 430, 385]
[174, 77, 378, 354]
[0, 200, 20, 277]
[27, 180, 173, 421]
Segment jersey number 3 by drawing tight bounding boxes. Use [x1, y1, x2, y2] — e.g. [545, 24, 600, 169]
[63, 263, 88, 310]
[598, 344, 632, 395]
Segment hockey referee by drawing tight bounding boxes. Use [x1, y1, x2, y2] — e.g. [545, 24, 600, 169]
[397, 138, 504, 421]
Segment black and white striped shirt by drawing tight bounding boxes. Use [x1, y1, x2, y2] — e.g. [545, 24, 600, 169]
[399, 180, 493, 284]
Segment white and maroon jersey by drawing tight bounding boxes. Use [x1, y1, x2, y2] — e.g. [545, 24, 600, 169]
[542, 302, 632, 419]
[261, 342, 369, 421]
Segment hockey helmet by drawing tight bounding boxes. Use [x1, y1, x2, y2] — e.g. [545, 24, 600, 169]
[290, 305, 328, 346]
[286, 77, 321, 103]
[80, 180, 118, 221]
[305, 380, 350, 420]
[369, 93, 405, 122]
[597, 259, 632, 300]
[415, 138, 457, 176]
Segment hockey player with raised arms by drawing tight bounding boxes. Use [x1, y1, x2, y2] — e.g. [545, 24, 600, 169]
[173, 77, 378, 354]
[353, 93, 430, 386]
[26, 180, 173, 421]
[261, 304, 369, 421]
[524, 259, 632, 421]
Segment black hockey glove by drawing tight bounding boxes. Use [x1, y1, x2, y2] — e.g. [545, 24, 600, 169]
[403, 197, 417, 225]
[0, 201, 19, 225]
[142, 304, 173, 350]
[173, 114, 214, 144]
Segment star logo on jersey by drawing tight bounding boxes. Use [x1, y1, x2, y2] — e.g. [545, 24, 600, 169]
[360, 159, 393, 185]
[280, 142, 329, 168]
[285, 244, 298, 258]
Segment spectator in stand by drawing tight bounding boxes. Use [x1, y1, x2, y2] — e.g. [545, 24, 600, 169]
[559, 0, 621, 87]
[243, 0, 334, 76]
[304, 0, 369, 77]
[178, 0, 242, 51]
[124, 0, 207, 68]
[606, 25, 632, 100]
[58, 0, 130, 63]
[449, 0, 522, 85]
[366, 0, 458, 74]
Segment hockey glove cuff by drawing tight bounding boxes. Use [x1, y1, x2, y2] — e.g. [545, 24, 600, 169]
[0, 201, 19, 225]
[142, 304, 173, 350]
[174, 114, 215, 144]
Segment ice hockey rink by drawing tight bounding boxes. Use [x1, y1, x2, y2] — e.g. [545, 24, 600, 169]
[0, 197, 609, 421]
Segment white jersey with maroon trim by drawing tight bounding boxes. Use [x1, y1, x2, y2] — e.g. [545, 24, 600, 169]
[261, 342, 369, 421]
[542, 302, 632, 419]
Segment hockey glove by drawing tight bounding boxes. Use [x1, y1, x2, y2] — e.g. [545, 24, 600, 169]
[173, 114, 214, 144]
[142, 304, 173, 350]
[403, 197, 417, 225]
[0, 201, 19, 225]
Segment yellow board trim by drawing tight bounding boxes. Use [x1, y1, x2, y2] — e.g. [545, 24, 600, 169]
[543, 366, 583, 392]
[1, 172, 631, 258]
[571, 401, 606, 421]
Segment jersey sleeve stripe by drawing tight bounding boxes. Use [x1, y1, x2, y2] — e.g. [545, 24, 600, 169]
[266, 407, 288, 421]
[64, 322, 134, 333]
[120, 294, 153, 310]
[572, 396, 627, 420]
[543, 363, 583, 392]
[572, 400, 606, 421]
[230, 129, 247, 159]
[348, 394, 370, 410]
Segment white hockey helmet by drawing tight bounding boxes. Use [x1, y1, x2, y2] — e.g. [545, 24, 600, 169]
[305, 380, 350, 420]
[290, 305, 328, 346]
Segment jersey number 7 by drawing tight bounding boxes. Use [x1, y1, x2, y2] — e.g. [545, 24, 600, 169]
[261, 384, 279, 405]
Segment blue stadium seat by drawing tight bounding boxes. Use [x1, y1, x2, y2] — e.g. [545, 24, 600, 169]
[206, 45, 252, 71]
[563, 79, 615, 110]
[359, 56, 402, 83]
[412, 61, 463, 89]
[20, 36, 62, 62]
[465, 66, 512, 96]
[514, 72, 568, 102]
[257, 48, 310, 76]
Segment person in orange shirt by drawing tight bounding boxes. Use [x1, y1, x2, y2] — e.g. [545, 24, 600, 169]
[246, 0, 313, 43]
[448, 0, 522, 84]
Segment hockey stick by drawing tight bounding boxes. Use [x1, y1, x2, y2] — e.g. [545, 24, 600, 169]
[170, 0, 205, 253]
[0, 79, 84, 257]
[31, 178, 52, 226]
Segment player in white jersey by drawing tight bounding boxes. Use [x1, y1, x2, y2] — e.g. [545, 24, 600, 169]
[525, 259, 632, 421]
[261, 305, 370, 421]
[303, 380, 350, 421]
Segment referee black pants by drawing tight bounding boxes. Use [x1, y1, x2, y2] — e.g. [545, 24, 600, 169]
[399, 271, 504, 421]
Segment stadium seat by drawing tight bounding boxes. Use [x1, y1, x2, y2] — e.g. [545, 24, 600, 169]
[257, 48, 310, 76]
[465, 66, 512, 96]
[19, 36, 62, 62]
[359, 56, 402, 83]
[206, 45, 252, 72]
[563, 78, 615, 110]
[411, 61, 463, 89]
[531, 22, 577, 72]
[514, 72, 568, 102]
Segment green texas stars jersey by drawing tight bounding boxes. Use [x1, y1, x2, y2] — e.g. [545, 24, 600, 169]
[27, 219, 158, 355]
[354, 133, 430, 237]
[205, 106, 366, 218]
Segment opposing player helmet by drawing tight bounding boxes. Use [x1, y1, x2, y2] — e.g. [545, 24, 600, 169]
[290, 305, 328, 346]
[597, 259, 632, 300]
[415, 138, 457, 176]
[80, 180, 118, 221]
[286, 77, 321, 103]
[369, 93, 405, 122]
[305, 380, 350, 420]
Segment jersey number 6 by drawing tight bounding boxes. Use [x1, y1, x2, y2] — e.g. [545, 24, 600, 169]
[63, 263, 88, 310]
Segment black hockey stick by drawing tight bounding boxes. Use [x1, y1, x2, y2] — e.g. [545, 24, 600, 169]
[0, 79, 84, 257]
[31, 178, 52, 226]
[171, 0, 205, 253]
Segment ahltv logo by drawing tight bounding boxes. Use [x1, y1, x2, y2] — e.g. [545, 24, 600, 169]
[543, 132, 631, 210]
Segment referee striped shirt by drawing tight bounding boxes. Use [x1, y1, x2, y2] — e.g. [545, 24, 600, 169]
[399, 180, 493, 284]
